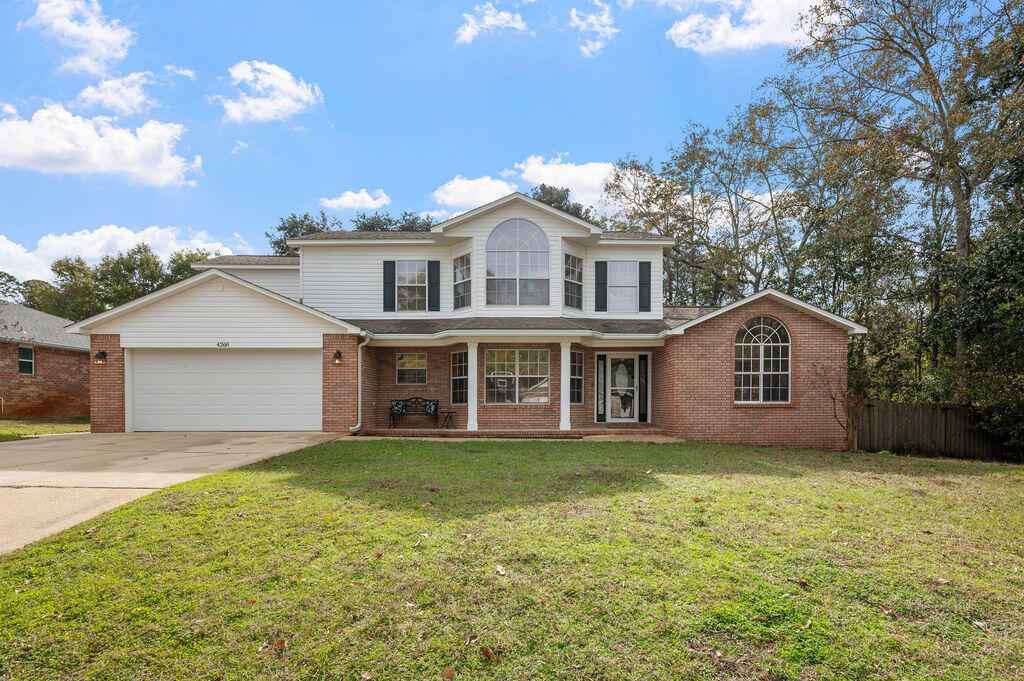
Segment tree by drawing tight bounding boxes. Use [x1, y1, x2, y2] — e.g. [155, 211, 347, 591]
[94, 244, 166, 310]
[165, 249, 214, 285]
[21, 257, 103, 321]
[528, 184, 599, 224]
[351, 211, 434, 232]
[266, 210, 342, 256]
[0, 271, 20, 301]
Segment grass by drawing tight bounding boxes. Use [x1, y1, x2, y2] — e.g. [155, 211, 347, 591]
[1, 440, 1023, 680]
[0, 418, 89, 441]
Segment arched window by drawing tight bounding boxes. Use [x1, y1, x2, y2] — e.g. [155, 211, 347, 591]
[735, 315, 790, 403]
[485, 219, 550, 305]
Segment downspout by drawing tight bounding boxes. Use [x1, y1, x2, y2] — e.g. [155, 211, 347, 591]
[349, 334, 370, 434]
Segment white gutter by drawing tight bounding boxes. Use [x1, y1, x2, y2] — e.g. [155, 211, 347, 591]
[349, 334, 371, 434]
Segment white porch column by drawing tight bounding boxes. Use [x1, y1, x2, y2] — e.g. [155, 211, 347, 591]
[467, 341, 479, 431]
[559, 341, 571, 431]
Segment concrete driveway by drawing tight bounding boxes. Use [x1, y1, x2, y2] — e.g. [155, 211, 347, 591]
[0, 431, 337, 554]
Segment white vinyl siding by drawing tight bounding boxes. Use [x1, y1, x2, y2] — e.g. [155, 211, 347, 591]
[131, 348, 321, 431]
[90, 277, 340, 348]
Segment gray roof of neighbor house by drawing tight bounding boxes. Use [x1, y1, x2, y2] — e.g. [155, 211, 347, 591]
[193, 255, 299, 267]
[597, 231, 671, 241]
[348, 309, 718, 336]
[0, 301, 90, 351]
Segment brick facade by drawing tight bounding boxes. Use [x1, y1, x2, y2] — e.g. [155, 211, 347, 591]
[0, 341, 89, 420]
[89, 334, 125, 432]
[322, 334, 363, 432]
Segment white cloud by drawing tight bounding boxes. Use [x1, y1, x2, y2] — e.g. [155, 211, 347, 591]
[569, 0, 619, 57]
[78, 71, 154, 115]
[419, 208, 450, 221]
[1, 103, 17, 117]
[515, 154, 615, 209]
[20, 0, 134, 75]
[319, 188, 391, 210]
[232, 233, 255, 255]
[455, 3, 530, 44]
[0, 225, 231, 281]
[164, 65, 196, 80]
[215, 61, 323, 123]
[664, 0, 808, 53]
[230, 140, 248, 154]
[432, 174, 517, 207]
[0, 104, 201, 186]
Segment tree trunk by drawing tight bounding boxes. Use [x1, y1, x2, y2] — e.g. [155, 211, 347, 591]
[950, 179, 973, 402]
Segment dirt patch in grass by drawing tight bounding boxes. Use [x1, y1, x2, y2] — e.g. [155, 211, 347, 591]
[1, 440, 1022, 680]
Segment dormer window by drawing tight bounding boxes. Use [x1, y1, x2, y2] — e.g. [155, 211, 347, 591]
[485, 219, 549, 306]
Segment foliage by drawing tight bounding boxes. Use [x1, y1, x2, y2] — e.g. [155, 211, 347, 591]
[16, 245, 214, 322]
[528, 184, 600, 224]
[266, 210, 343, 256]
[351, 210, 435, 232]
[0, 271, 20, 302]
[2, 439, 1022, 679]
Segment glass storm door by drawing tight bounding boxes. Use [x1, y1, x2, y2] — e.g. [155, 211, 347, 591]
[608, 356, 637, 422]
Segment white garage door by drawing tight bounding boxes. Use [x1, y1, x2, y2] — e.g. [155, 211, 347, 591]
[131, 349, 321, 431]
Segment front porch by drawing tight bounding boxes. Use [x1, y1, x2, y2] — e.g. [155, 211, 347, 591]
[361, 340, 661, 433]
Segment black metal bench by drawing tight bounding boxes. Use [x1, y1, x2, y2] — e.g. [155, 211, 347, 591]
[390, 397, 439, 428]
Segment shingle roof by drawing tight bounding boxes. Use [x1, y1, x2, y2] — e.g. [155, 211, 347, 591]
[194, 255, 299, 266]
[663, 306, 719, 322]
[598, 231, 672, 241]
[290, 230, 435, 242]
[0, 301, 89, 351]
[347, 316, 704, 336]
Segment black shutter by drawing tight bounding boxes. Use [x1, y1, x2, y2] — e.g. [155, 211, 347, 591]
[595, 261, 607, 312]
[427, 260, 440, 311]
[383, 261, 396, 312]
[638, 261, 651, 312]
[596, 354, 606, 422]
[638, 354, 648, 423]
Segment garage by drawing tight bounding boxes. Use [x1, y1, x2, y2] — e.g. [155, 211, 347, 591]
[130, 348, 322, 431]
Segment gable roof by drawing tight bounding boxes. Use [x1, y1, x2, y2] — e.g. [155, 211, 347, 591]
[193, 255, 298, 268]
[667, 288, 867, 336]
[0, 301, 89, 351]
[289, 230, 435, 243]
[430, 192, 605, 235]
[65, 269, 361, 335]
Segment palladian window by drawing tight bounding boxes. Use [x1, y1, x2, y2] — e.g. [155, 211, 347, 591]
[485, 219, 549, 305]
[734, 316, 790, 403]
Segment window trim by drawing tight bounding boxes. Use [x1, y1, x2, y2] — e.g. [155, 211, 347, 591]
[564, 253, 583, 310]
[395, 260, 428, 312]
[18, 345, 34, 376]
[606, 260, 640, 313]
[483, 349, 550, 405]
[396, 352, 428, 385]
[734, 315, 791, 405]
[485, 219, 550, 306]
[453, 253, 471, 311]
[450, 350, 468, 404]
[570, 350, 584, 404]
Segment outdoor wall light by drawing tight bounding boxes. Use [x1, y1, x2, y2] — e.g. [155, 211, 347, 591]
[94, 350, 107, 365]
[332, 350, 343, 365]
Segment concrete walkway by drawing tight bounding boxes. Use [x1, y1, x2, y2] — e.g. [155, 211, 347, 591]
[0, 431, 336, 554]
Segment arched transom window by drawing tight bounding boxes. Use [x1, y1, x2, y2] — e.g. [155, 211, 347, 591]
[485, 219, 550, 305]
[735, 315, 790, 403]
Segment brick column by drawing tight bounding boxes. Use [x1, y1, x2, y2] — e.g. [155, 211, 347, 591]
[322, 334, 361, 432]
[90, 334, 125, 433]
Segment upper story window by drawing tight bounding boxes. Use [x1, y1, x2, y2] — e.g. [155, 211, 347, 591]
[453, 254, 471, 310]
[734, 316, 790, 403]
[607, 261, 638, 312]
[18, 346, 34, 375]
[396, 260, 427, 311]
[485, 219, 549, 305]
[564, 253, 583, 309]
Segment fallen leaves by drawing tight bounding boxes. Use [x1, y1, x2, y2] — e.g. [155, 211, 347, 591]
[361, 672, 375, 680]
[879, 605, 896, 618]
[481, 646, 501, 663]
[495, 565, 506, 576]
[787, 577, 812, 590]
[464, 634, 478, 646]
[442, 666, 455, 679]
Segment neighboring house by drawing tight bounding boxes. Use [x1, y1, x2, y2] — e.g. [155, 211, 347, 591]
[0, 301, 90, 420]
[67, 193, 866, 448]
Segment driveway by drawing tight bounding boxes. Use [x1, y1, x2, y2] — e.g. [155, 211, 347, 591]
[0, 431, 337, 554]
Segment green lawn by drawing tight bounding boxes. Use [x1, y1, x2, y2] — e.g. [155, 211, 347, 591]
[2, 440, 1022, 680]
[0, 418, 89, 441]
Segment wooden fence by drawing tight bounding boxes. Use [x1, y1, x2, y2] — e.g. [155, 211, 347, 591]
[857, 400, 1019, 461]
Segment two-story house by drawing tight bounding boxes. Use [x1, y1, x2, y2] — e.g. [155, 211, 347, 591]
[68, 193, 865, 448]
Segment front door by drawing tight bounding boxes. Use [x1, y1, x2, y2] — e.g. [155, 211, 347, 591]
[607, 355, 637, 422]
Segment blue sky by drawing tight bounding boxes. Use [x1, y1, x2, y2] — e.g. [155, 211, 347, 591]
[0, 0, 800, 280]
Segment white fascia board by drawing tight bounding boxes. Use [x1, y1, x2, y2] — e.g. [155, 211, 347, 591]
[1, 338, 89, 352]
[65, 268, 363, 335]
[429, 193, 603, 235]
[192, 264, 299, 270]
[367, 329, 664, 346]
[665, 288, 868, 336]
[284, 238, 439, 246]
[597, 239, 676, 247]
